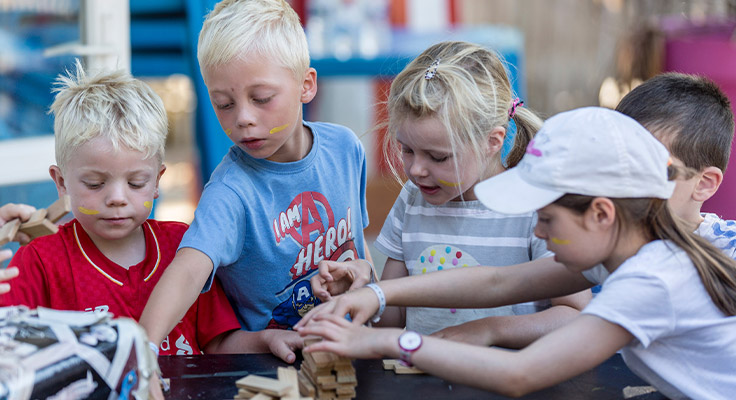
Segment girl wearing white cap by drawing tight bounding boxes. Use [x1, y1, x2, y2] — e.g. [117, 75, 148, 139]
[311, 41, 590, 343]
[297, 107, 736, 399]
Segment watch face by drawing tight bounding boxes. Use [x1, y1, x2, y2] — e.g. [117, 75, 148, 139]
[399, 331, 422, 351]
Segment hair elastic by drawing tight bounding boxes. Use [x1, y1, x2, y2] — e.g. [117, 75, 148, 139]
[508, 98, 524, 118]
[424, 58, 441, 80]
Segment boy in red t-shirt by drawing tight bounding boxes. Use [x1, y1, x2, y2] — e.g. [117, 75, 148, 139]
[0, 61, 241, 355]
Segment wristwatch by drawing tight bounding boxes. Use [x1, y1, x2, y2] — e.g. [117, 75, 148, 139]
[398, 331, 423, 367]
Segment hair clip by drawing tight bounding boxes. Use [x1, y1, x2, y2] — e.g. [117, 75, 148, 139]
[508, 98, 524, 118]
[424, 58, 441, 80]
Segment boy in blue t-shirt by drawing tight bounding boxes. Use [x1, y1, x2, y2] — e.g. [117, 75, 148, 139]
[139, 0, 371, 364]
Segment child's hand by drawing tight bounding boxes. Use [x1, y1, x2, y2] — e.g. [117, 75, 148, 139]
[430, 318, 496, 347]
[261, 329, 304, 364]
[299, 313, 397, 359]
[295, 286, 379, 330]
[311, 259, 373, 301]
[0, 261, 18, 294]
[0, 203, 36, 245]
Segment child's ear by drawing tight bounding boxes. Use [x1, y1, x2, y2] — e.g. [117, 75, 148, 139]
[300, 67, 318, 104]
[154, 164, 167, 199]
[692, 166, 723, 202]
[486, 127, 506, 156]
[586, 197, 616, 230]
[49, 165, 67, 197]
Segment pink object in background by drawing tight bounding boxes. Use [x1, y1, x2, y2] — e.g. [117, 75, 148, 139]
[664, 20, 736, 219]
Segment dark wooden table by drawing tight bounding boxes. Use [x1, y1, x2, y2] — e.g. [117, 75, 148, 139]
[158, 353, 667, 399]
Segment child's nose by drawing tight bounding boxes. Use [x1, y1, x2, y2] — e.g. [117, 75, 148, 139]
[408, 158, 428, 178]
[533, 224, 546, 240]
[106, 183, 129, 206]
[236, 104, 256, 128]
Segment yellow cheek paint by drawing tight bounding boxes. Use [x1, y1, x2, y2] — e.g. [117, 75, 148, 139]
[78, 206, 100, 215]
[144, 201, 153, 209]
[224, 128, 232, 136]
[438, 179, 462, 187]
[550, 237, 571, 245]
[269, 123, 290, 134]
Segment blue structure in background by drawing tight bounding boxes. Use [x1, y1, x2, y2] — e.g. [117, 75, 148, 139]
[1, 0, 525, 194]
[128, 0, 526, 184]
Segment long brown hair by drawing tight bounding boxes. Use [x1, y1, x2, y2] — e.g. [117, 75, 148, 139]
[555, 193, 736, 316]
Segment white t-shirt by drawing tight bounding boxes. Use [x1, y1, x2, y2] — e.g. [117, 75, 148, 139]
[582, 240, 736, 400]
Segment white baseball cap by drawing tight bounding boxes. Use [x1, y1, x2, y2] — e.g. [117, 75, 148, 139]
[475, 107, 675, 214]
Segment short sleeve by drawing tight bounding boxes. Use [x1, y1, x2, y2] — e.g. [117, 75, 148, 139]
[179, 182, 247, 290]
[373, 184, 411, 261]
[582, 271, 673, 347]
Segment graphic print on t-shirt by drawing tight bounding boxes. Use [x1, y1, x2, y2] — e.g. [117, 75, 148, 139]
[414, 244, 480, 274]
[268, 191, 358, 329]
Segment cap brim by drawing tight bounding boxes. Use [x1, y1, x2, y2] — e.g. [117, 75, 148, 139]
[474, 168, 564, 214]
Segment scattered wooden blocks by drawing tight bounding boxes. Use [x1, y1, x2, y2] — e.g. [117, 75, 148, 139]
[0, 196, 71, 245]
[382, 359, 425, 375]
[298, 343, 357, 400]
[234, 367, 311, 400]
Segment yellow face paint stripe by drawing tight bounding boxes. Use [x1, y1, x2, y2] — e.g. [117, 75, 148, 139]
[269, 123, 290, 134]
[225, 128, 232, 136]
[438, 179, 462, 187]
[550, 237, 571, 245]
[144, 201, 153, 209]
[78, 206, 99, 215]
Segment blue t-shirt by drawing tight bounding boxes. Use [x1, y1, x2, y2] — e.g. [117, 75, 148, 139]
[180, 121, 369, 330]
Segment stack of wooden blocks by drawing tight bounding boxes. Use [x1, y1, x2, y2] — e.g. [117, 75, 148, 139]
[297, 341, 357, 400]
[234, 366, 306, 400]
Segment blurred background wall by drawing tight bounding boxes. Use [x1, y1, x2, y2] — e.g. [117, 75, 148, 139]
[1, 0, 735, 267]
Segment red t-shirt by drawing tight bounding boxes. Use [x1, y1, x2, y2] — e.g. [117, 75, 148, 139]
[0, 219, 240, 355]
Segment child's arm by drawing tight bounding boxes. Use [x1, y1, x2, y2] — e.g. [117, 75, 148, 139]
[300, 312, 632, 397]
[296, 257, 593, 329]
[431, 290, 592, 348]
[373, 257, 409, 328]
[0, 255, 18, 294]
[203, 329, 304, 363]
[139, 248, 214, 347]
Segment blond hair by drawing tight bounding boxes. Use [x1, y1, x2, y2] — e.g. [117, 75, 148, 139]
[49, 60, 168, 170]
[382, 41, 542, 184]
[197, 0, 309, 80]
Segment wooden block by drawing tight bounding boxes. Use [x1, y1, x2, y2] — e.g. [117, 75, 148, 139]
[46, 195, 71, 223]
[335, 386, 356, 397]
[24, 209, 48, 224]
[335, 366, 355, 382]
[233, 388, 258, 399]
[393, 363, 425, 375]
[0, 219, 20, 246]
[19, 219, 58, 240]
[303, 337, 322, 347]
[316, 374, 336, 386]
[309, 351, 337, 368]
[236, 375, 291, 397]
[382, 359, 398, 370]
[278, 367, 300, 400]
[297, 371, 316, 397]
[250, 394, 274, 400]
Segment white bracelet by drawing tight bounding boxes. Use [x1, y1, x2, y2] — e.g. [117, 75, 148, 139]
[148, 341, 160, 356]
[363, 259, 379, 284]
[365, 283, 386, 324]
